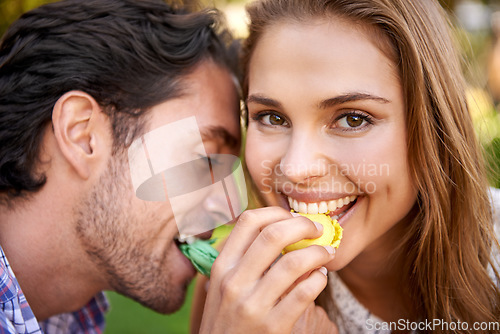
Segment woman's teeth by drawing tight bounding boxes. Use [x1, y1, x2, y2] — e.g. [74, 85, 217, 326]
[287, 195, 357, 214]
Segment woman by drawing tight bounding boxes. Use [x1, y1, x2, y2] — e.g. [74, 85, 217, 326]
[196, 0, 500, 333]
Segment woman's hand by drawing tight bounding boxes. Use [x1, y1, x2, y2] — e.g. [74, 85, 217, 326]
[199, 207, 336, 334]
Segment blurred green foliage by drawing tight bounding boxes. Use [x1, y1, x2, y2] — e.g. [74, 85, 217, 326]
[485, 138, 500, 188]
[455, 23, 500, 187]
[104, 282, 195, 334]
[0, 0, 57, 35]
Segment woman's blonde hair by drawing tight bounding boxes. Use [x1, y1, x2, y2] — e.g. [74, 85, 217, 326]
[242, 0, 500, 331]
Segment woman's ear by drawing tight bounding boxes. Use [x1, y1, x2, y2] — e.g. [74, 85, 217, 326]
[52, 90, 109, 179]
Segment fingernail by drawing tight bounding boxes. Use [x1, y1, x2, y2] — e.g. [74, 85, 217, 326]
[319, 266, 328, 276]
[324, 245, 335, 255]
[313, 221, 323, 232]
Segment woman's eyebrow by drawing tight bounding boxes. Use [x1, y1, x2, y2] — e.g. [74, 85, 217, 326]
[246, 94, 283, 109]
[318, 92, 390, 109]
[247, 92, 389, 111]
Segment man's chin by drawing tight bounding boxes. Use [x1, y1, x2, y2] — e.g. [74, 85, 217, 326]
[126, 287, 188, 315]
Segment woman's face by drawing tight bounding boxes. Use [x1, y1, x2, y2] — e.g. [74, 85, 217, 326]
[245, 19, 417, 270]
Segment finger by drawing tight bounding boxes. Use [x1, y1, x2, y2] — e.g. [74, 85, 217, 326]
[248, 245, 334, 308]
[223, 215, 324, 284]
[271, 267, 329, 327]
[211, 207, 292, 275]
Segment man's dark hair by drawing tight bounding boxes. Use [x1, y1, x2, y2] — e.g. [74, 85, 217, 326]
[0, 0, 238, 197]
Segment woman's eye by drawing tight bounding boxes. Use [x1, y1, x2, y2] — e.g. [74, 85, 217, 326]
[259, 113, 289, 126]
[335, 113, 372, 129]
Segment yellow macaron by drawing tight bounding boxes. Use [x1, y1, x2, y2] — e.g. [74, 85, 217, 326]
[283, 212, 343, 253]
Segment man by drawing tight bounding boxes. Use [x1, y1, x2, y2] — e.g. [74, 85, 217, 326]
[0, 0, 241, 332]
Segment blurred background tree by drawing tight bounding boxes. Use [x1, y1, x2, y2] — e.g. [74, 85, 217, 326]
[1, 0, 499, 332]
[0, 0, 56, 34]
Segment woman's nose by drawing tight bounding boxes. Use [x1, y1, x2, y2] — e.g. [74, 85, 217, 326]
[279, 134, 330, 184]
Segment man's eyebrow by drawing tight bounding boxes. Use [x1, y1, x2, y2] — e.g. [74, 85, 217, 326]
[319, 93, 390, 109]
[246, 94, 283, 109]
[201, 126, 239, 149]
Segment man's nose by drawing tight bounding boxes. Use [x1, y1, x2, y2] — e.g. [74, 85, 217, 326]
[202, 191, 234, 225]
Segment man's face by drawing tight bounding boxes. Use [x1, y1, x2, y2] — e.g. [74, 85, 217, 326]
[75, 61, 240, 313]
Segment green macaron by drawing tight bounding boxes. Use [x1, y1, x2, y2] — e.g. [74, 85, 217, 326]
[179, 239, 219, 277]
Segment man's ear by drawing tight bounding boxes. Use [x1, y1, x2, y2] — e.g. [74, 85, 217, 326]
[52, 91, 109, 180]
